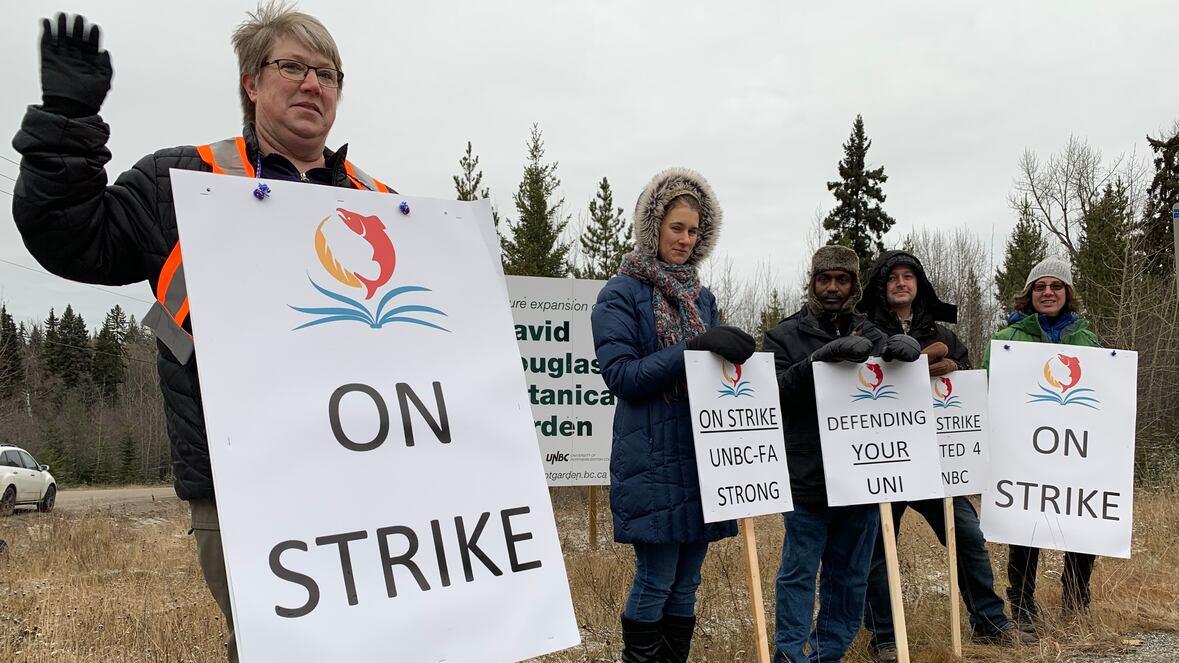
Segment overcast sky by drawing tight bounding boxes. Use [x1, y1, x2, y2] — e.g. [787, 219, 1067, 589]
[2, 1, 1176, 331]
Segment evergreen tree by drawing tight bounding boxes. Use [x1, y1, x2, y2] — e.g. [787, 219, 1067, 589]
[755, 290, 787, 350]
[501, 125, 571, 277]
[41, 308, 59, 377]
[92, 439, 119, 484]
[0, 305, 23, 398]
[573, 177, 632, 279]
[117, 429, 140, 484]
[92, 305, 129, 398]
[994, 198, 1049, 311]
[1142, 130, 1178, 275]
[1076, 180, 1130, 320]
[453, 141, 500, 228]
[125, 315, 147, 345]
[39, 420, 73, 484]
[823, 115, 896, 277]
[54, 305, 92, 391]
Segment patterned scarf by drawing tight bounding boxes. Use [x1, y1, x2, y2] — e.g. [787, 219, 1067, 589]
[619, 251, 707, 348]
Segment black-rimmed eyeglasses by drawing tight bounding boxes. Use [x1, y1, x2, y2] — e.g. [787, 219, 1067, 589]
[261, 59, 344, 88]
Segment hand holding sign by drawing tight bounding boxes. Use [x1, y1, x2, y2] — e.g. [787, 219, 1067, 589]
[811, 336, 873, 363]
[881, 334, 922, 362]
[687, 326, 756, 365]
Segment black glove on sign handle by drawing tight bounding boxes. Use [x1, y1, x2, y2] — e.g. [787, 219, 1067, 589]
[40, 12, 112, 118]
[687, 326, 756, 365]
[880, 334, 922, 362]
[810, 336, 873, 363]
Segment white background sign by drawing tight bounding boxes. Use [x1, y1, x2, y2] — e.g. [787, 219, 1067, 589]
[507, 276, 611, 486]
[172, 171, 579, 662]
[685, 351, 792, 521]
[981, 341, 1137, 558]
[931, 370, 990, 497]
[813, 356, 942, 506]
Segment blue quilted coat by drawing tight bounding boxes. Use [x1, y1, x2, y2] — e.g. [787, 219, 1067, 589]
[591, 274, 739, 544]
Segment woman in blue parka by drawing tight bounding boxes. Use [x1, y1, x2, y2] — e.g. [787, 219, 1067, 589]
[591, 168, 755, 662]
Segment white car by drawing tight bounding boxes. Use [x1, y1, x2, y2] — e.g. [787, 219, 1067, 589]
[0, 444, 56, 515]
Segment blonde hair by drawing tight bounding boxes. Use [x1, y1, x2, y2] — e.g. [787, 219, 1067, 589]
[231, 1, 343, 125]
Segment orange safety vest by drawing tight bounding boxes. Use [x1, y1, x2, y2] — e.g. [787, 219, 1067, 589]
[143, 136, 393, 363]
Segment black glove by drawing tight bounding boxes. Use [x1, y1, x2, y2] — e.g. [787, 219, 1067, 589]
[40, 13, 112, 118]
[881, 334, 921, 362]
[810, 336, 873, 363]
[687, 326, 756, 365]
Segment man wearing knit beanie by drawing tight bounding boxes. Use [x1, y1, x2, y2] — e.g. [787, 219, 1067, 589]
[763, 245, 923, 663]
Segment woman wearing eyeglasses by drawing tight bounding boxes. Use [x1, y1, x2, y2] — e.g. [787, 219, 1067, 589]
[981, 256, 1100, 637]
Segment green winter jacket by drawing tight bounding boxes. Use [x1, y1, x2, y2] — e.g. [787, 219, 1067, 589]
[981, 312, 1100, 370]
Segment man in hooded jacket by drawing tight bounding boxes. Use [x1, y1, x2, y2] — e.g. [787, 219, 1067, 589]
[856, 251, 1033, 661]
[763, 245, 922, 663]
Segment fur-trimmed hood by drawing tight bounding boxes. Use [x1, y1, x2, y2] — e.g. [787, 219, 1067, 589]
[632, 168, 722, 266]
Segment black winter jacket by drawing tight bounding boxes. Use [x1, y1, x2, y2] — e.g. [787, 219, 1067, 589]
[763, 306, 887, 505]
[12, 106, 370, 501]
[859, 250, 971, 369]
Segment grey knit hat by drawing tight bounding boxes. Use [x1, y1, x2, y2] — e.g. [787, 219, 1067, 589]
[1024, 257, 1073, 287]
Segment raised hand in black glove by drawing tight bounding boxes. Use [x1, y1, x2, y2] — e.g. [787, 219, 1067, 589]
[810, 336, 873, 363]
[881, 334, 921, 362]
[40, 13, 112, 118]
[687, 326, 756, 365]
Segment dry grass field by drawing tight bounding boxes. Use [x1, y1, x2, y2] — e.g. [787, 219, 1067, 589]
[1, 487, 1176, 662]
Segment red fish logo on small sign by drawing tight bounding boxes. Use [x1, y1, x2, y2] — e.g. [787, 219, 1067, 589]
[932, 376, 961, 409]
[717, 361, 753, 398]
[851, 361, 898, 401]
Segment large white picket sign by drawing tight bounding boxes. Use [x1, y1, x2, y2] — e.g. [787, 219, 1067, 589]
[980, 341, 1137, 558]
[813, 356, 942, 506]
[171, 170, 579, 662]
[684, 351, 792, 522]
[930, 370, 990, 497]
[507, 276, 611, 486]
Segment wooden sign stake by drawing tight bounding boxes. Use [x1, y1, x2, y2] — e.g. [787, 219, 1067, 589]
[740, 517, 771, 663]
[944, 497, 962, 658]
[879, 502, 911, 663]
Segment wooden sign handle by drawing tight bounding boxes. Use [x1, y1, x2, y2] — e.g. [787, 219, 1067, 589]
[879, 502, 911, 663]
[740, 517, 772, 663]
[944, 497, 962, 658]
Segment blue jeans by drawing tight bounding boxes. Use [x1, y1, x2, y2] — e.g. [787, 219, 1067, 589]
[864, 497, 1011, 649]
[773, 503, 880, 663]
[624, 542, 710, 622]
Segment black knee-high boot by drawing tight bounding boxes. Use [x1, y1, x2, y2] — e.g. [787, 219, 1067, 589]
[622, 616, 663, 663]
[659, 614, 696, 663]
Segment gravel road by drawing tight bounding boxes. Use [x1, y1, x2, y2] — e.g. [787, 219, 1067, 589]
[1066, 633, 1179, 663]
[53, 485, 178, 514]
